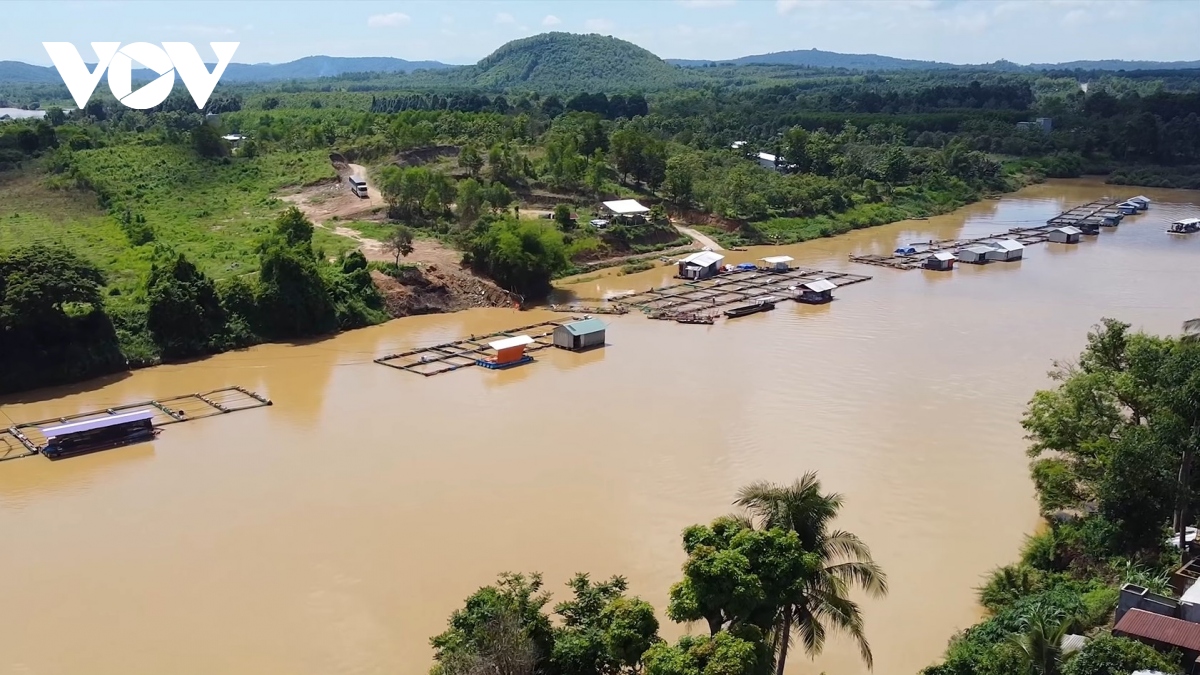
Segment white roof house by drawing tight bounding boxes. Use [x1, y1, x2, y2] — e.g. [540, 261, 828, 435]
[730, 141, 747, 149]
[991, 239, 1025, 252]
[931, 251, 957, 261]
[221, 134, 245, 142]
[602, 199, 650, 215]
[41, 409, 155, 438]
[680, 251, 725, 267]
[488, 335, 535, 351]
[963, 245, 995, 254]
[1174, 218, 1200, 226]
[760, 256, 794, 265]
[802, 279, 837, 292]
[1056, 226, 1083, 235]
[757, 152, 778, 163]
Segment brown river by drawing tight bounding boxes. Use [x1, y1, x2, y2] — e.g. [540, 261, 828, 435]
[1, 179, 1198, 675]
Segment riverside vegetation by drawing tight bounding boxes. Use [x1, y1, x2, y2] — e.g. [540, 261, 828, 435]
[2, 33, 1200, 392]
[427, 474, 887, 675]
[921, 319, 1200, 675]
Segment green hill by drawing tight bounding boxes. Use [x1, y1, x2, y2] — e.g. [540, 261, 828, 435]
[462, 32, 697, 91]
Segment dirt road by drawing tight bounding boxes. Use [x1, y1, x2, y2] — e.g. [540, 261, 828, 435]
[674, 224, 724, 251]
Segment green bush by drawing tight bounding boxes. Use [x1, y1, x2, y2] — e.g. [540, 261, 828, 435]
[1063, 635, 1180, 675]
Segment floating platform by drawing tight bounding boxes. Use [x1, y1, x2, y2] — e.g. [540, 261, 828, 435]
[610, 268, 870, 322]
[0, 386, 272, 463]
[849, 198, 1126, 270]
[374, 321, 563, 376]
[546, 304, 629, 315]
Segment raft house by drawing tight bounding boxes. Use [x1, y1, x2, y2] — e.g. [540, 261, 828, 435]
[0, 387, 273, 463]
[986, 239, 1025, 262]
[956, 244, 995, 265]
[796, 278, 837, 304]
[1128, 195, 1151, 210]
[759, 255, 794, 272]
[1169, 218, 1200, 235]
[601, 199, 650, 225]
[1049, 226, 1083, 244]
[677, 251, 725, 280]
[477, 335, 536, 370]
[924, 251, 956, 271]
[40, 409, 157, 460]
[553, 318, 607, 351]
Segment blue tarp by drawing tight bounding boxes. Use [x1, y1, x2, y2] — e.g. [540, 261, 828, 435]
[736, 263, 757, 270]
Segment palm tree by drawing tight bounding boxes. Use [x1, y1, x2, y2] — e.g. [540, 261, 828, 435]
[1183, 318, 1200, 343]
[734, 473, 888, 675]
[1007, 603, 1078, 675]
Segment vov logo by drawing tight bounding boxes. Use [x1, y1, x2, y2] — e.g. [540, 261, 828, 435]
[42, 42, 239, 110]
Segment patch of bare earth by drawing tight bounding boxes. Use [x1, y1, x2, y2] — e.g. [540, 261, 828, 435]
[277, 155, 514, 319]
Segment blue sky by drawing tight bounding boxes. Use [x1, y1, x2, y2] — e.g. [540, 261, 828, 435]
[5, 0, 1198, 66]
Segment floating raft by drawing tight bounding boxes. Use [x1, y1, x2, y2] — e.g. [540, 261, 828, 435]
[849, 198, 1126, 270]
[546, 304, 629, 315]
[615, 268, 870, 321]
[0, 386, 272, 463]
[374, 321, 563, 376]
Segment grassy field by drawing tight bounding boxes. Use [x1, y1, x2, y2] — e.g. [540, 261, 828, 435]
[0, 147, 357, 297]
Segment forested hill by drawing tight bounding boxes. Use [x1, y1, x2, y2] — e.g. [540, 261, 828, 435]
[0, 60, 60, 84]
[457, 33, 698, 91]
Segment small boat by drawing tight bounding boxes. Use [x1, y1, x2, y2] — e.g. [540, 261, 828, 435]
[724, 297, 777, 319]
[1168, 218, 1200, 235]
[675, 314, 714, 325]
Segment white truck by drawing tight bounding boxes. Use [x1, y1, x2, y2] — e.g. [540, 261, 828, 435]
[347, 175, 368, 199]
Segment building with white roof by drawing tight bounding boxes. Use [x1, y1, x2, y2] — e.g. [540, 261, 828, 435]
[677, 250, 725, 279]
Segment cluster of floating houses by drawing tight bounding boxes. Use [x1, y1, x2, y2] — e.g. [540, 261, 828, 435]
[849, 195, 1172, 271]
[8, 194, 1198, 463]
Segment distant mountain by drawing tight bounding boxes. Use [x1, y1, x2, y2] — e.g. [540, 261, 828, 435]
[668, 49, 1200, 73]
[0, 55, 454, 85]
[0, 60, 60, 83]
[217, 56, 454, 82]
[668, 49, 959, 71]
[450, 33, 697, 91]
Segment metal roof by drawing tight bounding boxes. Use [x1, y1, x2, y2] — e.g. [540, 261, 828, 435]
[41, 409, 155, 438]
[1130, 195, 1151, 203]
[757, 152, 778, 163]
[559, 318, 606, 336]
[760, 256, 794, 264]
[931, 251, 957, 261]
[602, 199, 650, 215]
[1175, 218, 1200, 226]
[802, 279, 837, 292]
[680, 251, 725, 267]
[1115, 609, 1200, 652]
[991, 239, 1024, 251]
[1056, 226, 1082, 235]
[488, 335, 535, 351]
[962, 245, 995, 254]
[1060, 634, 1088, 655]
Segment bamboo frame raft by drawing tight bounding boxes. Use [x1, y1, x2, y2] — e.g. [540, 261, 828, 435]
[849, 198, 1125, 270]
[616, 268, 871, 321]
[0, 386, 272, 462]
[374, 321, 564, 376]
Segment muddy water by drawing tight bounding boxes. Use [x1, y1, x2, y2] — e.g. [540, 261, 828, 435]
[1, 179, 1198, 675]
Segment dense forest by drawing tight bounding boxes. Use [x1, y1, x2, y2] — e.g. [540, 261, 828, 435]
[2, 32, 1200, 392]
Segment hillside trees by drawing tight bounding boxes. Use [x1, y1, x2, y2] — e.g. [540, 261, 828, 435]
[145, 251, 228, 358]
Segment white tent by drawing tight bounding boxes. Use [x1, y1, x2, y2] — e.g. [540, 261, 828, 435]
[602, 199, 650, 216]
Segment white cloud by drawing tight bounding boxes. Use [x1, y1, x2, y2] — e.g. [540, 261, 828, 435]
[367, 12, 411, 28]
[160, 24, 237, 36]
[542, 14, 562, 26]
[678, 0, 737, 7]
[494, 12, 516, 24]
[584, 18, 614, 32]
[776, 0, 831, 14]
